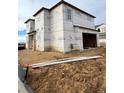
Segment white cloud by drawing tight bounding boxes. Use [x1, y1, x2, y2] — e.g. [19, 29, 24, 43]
[19, 0, 106, 31]
[18, 0, 44, 31]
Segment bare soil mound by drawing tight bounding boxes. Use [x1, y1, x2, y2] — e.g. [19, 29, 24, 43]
[26, 55, 105, 93]
[19, 47, 105, 65]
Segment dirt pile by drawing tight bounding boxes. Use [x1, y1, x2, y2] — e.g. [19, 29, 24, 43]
[26, 55, 105, 93]
[19, 47, 105, 65]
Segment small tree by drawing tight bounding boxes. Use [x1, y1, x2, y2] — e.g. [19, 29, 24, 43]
[98, 28, 100, 32]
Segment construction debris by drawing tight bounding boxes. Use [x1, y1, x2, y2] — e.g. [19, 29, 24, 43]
[19, 47, 105, 65]
[30, 56, 101, 68]
[26, 55, 105, 93]
[19, 47, 106, 93]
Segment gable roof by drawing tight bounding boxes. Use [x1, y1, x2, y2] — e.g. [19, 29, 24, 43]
[95, 23, 106, 28]
[33, 7, 49, 16]
[24, 19, 35, 23]
[33, 0, 96, 18]
[27, 31, 36, 35]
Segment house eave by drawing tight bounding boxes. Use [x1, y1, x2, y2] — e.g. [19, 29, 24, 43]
[27, 31, 36, 35]
[95, 23, 105, 28]
[74, 25, 98, 32]
[33, 7, 49, 17]
[33, 0, 96, 18]
[24, 19, 35, 23]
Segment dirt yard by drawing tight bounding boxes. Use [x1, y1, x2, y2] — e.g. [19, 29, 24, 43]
[18, 47, 105, 65]
[19, 47, 106, 93]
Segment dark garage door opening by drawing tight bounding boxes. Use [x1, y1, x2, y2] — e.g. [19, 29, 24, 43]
[83, 33, 97, 49]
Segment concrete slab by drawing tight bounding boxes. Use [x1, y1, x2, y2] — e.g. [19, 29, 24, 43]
[30, 55, 101, 68]
[18, 79, 29, 93]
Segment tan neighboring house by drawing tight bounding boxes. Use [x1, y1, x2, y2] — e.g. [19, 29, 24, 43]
[25, 0, 100, 53]
[95, 23, 106, 47]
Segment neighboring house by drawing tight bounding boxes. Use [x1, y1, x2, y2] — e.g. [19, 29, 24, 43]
[95, 23, 106, 32]
[95, 23, 106, 47]
[25, 0, 100, 53]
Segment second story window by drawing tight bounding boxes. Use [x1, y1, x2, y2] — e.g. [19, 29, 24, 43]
[66, 9, 72, 21]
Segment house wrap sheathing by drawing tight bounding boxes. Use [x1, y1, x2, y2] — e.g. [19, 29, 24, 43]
[25, 0, 100, 53]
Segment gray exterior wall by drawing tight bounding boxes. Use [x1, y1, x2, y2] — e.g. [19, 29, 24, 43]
[34, 5, 64, 52]
[96, 24, 106, 32]
[25, 20, 35, 33]
[25, 2, 99, 52]
[98, 32, 106, 47]
[25, 20, 35, 49]
[96, 24, 106, 46]
[44, 10, 51, 50]
[50, 4, 64, 52]
[35, 11, 44, 51]
[62, 4, 95, 29]
[62, 4, 97, 52]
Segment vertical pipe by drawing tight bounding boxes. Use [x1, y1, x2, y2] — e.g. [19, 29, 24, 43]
[24, 66, 29, 82]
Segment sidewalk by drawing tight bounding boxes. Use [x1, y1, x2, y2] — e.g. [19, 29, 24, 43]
[18, 64, 34, 93]
[18, 78, 29, 93]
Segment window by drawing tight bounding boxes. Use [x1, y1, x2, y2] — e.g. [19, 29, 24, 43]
[66, 9, 72, 21]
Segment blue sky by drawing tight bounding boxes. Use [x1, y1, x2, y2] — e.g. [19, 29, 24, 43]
[18, 0, 106, 42]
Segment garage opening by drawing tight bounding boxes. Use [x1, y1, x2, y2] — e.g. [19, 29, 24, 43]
[83, 33, 97, 49]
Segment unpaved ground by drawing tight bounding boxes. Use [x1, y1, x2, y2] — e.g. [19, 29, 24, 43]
[18, 47, 105, 65]
[26, 56, 105, 93]
[21, 47, 106, 93]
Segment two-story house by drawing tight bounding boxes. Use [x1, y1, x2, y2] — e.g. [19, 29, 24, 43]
[25, 0, 100, 53]
[95, 23, 106, 47]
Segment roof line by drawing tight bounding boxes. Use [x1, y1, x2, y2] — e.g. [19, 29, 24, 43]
[24, 19, 35, 23]
[27, 31, 36, 34]
[33, 0, 96, 18]
[95, 23, 105, 28]
[74, 25, 98, 32]
[33, 7, 49, 16]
